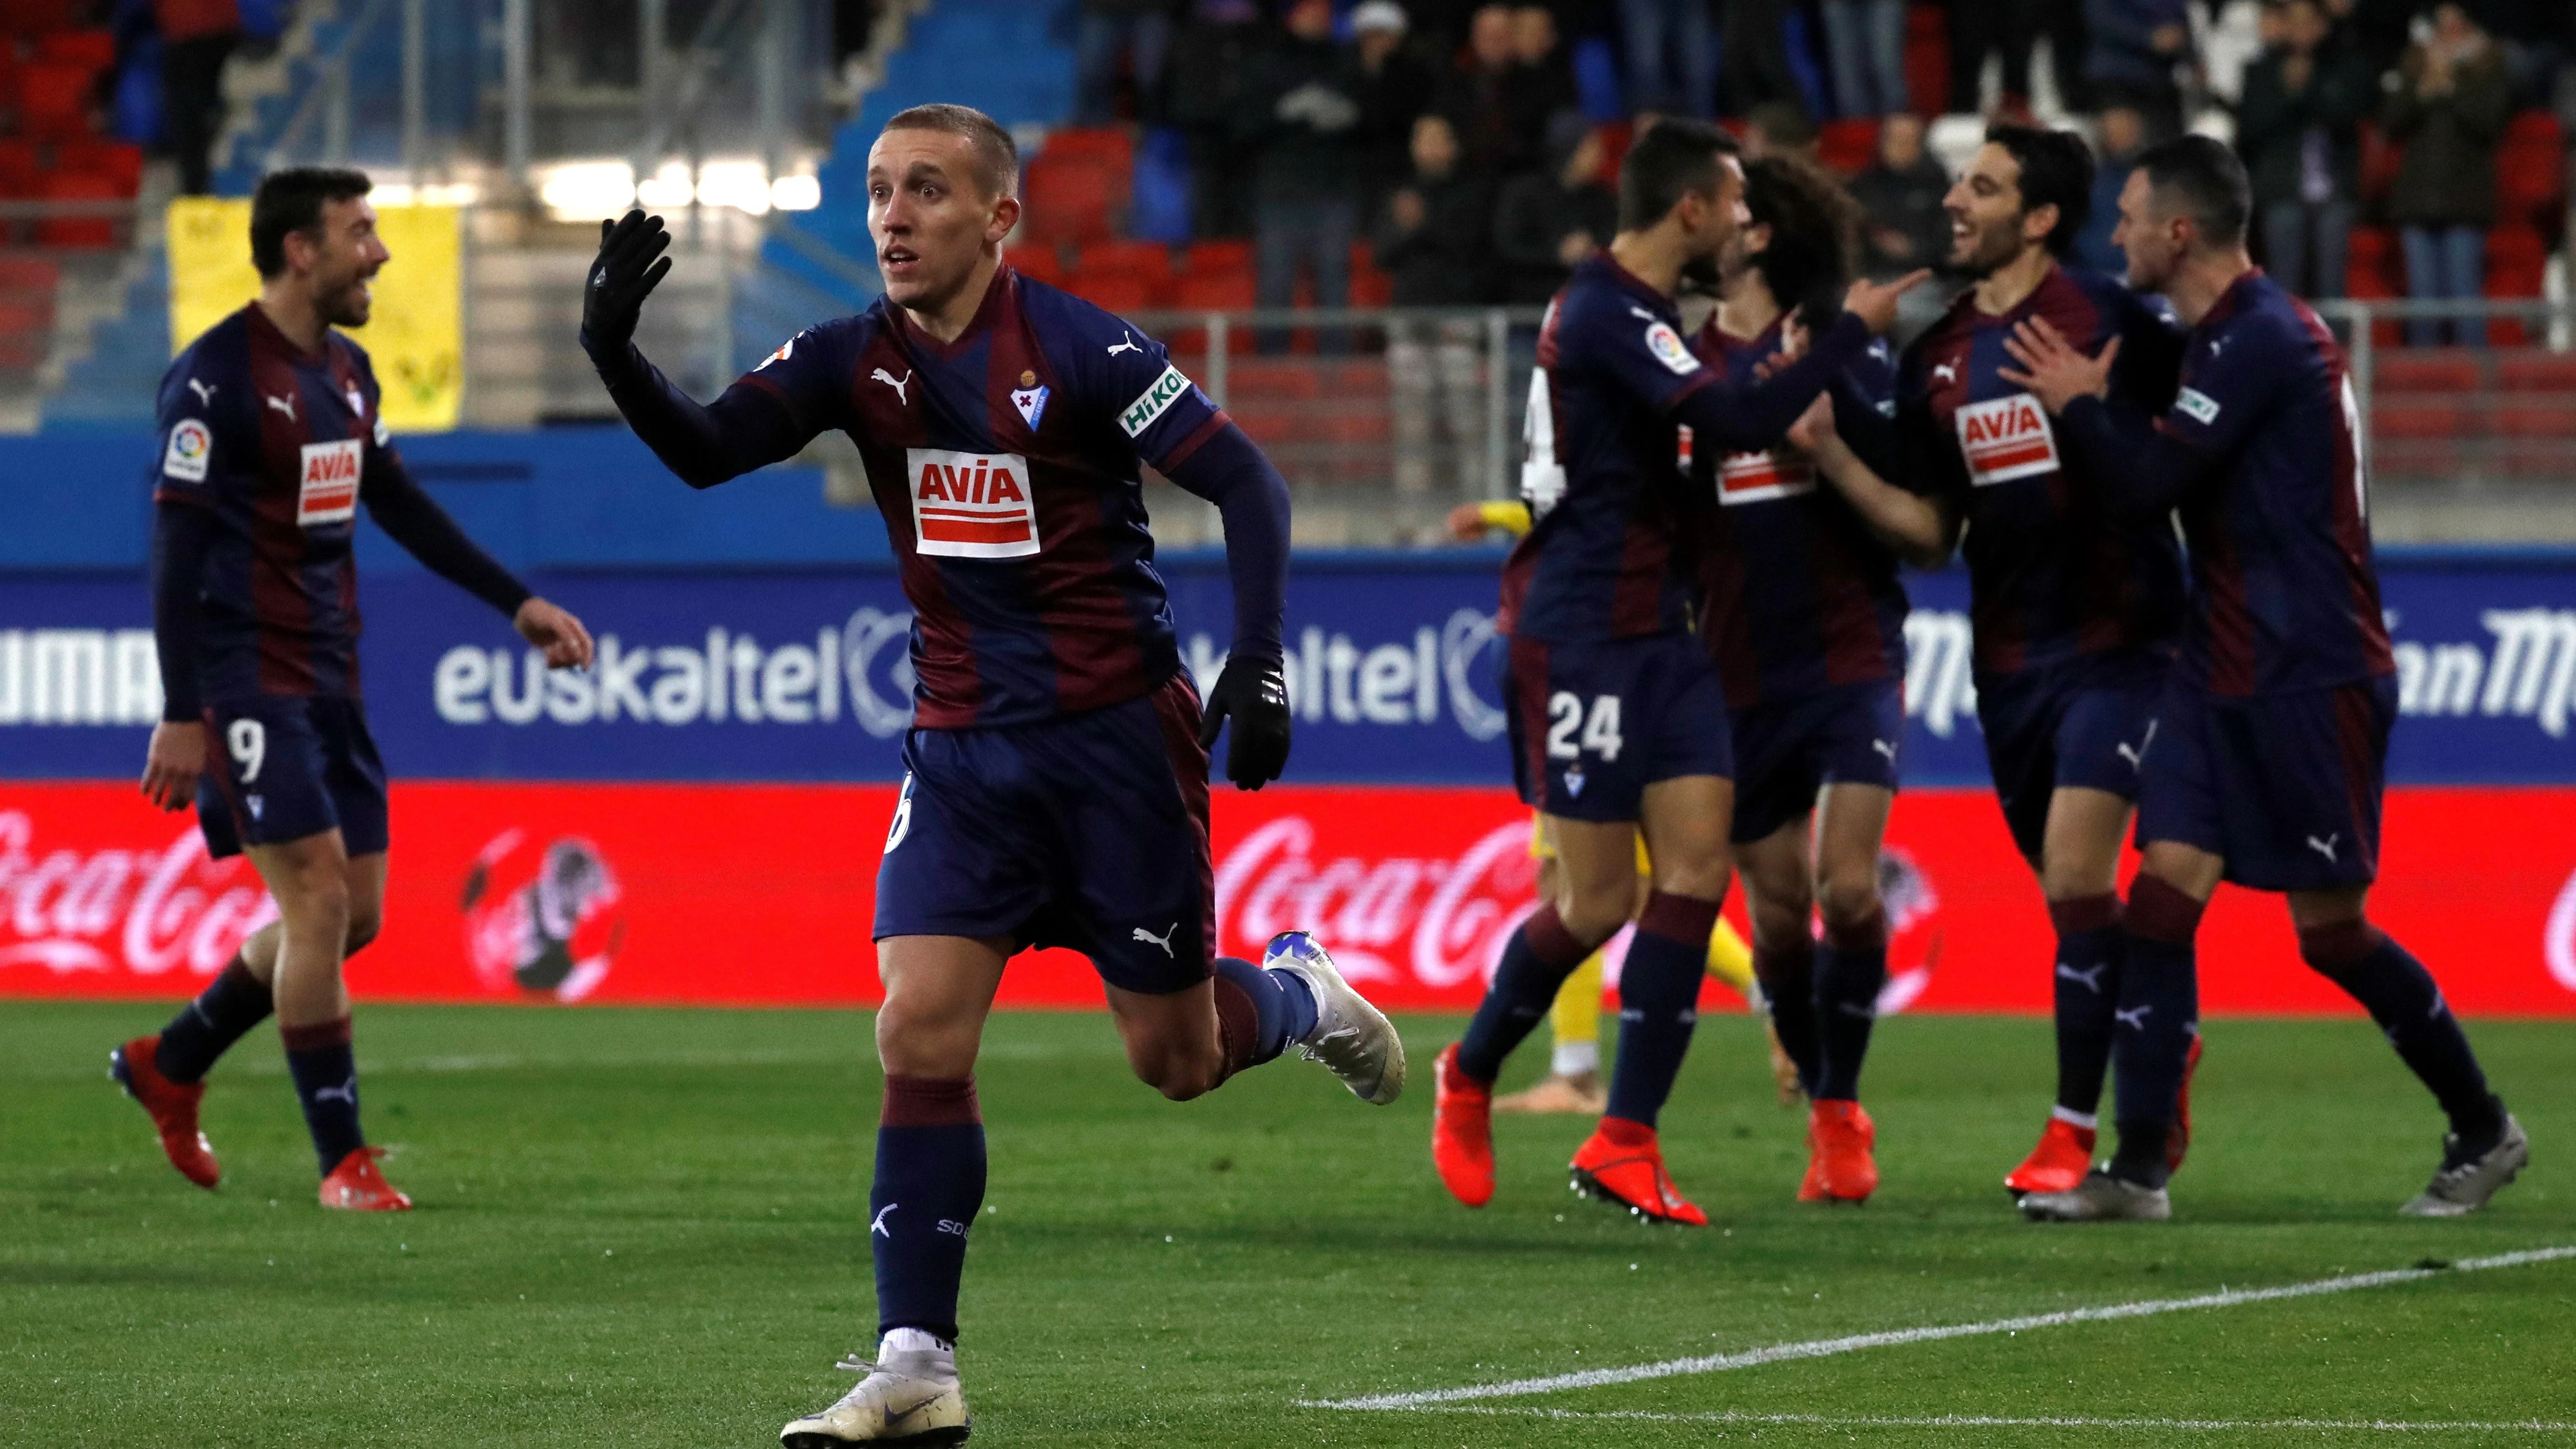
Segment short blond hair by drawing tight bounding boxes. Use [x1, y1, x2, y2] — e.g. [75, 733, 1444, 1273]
[881, 104, 1020, 198]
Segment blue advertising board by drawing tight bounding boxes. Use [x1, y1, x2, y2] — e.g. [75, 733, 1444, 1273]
[6, 551, 2575, 786]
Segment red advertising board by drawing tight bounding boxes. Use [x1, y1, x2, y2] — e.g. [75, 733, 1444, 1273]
[5, 781, 2574, 1017]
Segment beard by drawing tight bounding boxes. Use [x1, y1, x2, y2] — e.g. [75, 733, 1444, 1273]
[317, 275, 372, 329]
[1677, 251, 1723, 296]
[1951, 219, 2025, 280]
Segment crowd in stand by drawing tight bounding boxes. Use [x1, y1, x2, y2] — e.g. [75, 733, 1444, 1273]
[1071, 0, 2574, 345]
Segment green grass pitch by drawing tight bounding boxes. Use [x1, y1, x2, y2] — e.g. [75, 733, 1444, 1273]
[3, 1002, 2570, 1447]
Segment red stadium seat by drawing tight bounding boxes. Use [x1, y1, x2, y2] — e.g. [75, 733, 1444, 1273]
[1904, 4, 1949, 115]
[35, 171, 120, 248]
[1818, 118, 1879, 176]
[16, 60, 98, 139]
[55, 138, 145, 197]
[2497, 353, 2576, 392]
[1228, 361, 1324, 399]
[36, 30, 117, 73]
[1006, 242, 1065, 288]
[2371, 403, 2473, 438]
[0, 139, 41, 197]
[1037, 127, 1133, 175]
[1326, 360, 1391, 395]
[2484, 225, 2548, 344]
[1062, 269, 1160, 314]
[1020, 155, 1126, 248]
[2495, 403, 2576, 437]
[1184, 239, 1253, 276]
[2374, 351, 2480, 393]
[2495, 111, 2564, 229]
[2355, 123, 2401, 206]
[1, 0, 78, 37]
[1074, 239, 1173, 286]
[1171, 268, 1255, 312]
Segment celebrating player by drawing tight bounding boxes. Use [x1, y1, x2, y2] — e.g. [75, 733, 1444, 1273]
[118, 168, 595, 1212]
[1699, 155, 1907, 1203]
[1791, 127, 2195, 1199]
[1430, 118, 1920, 1226]
[2003, 137, 2526, 1222]
[580, 104, 1403, 1444]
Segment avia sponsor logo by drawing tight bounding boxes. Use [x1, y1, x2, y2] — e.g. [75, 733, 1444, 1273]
[0, 813, 274, 978]
[0, 630, 164, 727]
[1716, 449, 1815, 505]
[1185, 609, 1509, 738]
[434, 609, 917, 736]
[907, 449, 1038, 559]
[296, 438, 363, 526]
[1954, 394, 2059, 486]
[1214, 814, 1535, 989]
[460, 830, 624, 1002]
[2392, 608, 2576, 736]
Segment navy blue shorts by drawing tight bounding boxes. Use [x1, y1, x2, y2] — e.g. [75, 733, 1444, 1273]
[194, 694, 391, 860]
[874, 673, 1214, 995]
[2135, 674, 2396, 893]
[1727, 679, 1905, 845]
[1974, 651, 2168, 865]
[1504, 630, 1733, 822]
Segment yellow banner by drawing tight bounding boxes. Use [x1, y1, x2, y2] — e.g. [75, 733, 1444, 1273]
[166, 198, 464, 432]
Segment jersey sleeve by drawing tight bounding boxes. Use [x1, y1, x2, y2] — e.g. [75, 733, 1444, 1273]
[1084, 318, 1226, 472]
[149, 356, 223, 510]
[733, 319, 860, 439]
[1574, 293, 1728, 415]
[2105, 286, 2186, 417]
[2155, 315, 2282, 458]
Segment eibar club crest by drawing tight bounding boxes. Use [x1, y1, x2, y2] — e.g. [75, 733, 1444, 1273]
[1010, 384, 1049, 431]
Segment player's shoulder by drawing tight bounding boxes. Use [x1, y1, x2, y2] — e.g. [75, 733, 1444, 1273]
[1011, 268, 1133, 344]
[163, 306, 252, 393]
[2197, 275, 2315, 368]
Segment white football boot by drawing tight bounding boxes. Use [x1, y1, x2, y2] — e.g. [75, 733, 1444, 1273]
[2019, 1167, 2172, 1223]
[1262, 931, 1406, 1105]
[2402, 1113, 2529, 1217]
[781, 1334, 970, 1447]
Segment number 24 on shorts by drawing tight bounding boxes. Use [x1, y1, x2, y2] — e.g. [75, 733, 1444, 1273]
[1545, 692, 1624, 761]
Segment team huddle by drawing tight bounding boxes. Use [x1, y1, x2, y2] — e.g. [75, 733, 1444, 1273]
[116, 100, 2524, 1448]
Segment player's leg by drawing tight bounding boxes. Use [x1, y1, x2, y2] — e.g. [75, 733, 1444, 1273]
[2006, 784, 2133, 1195]
[1495, 830, 1611, 1114]
[783, 931, 1002, 1448]
[1735, 821, 1818, 1097]
[1807, 780, 1895, 1204]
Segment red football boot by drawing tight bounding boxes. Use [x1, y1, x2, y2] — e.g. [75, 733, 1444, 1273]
[1796, 1110, 1832, 1202]
[1569, 1118, 1707, 1225]
[2004, 1115, 2097, 1198]
[319, 1147, 412, 1212]
[1805, 1100, 1877, 1204]
[1431, 1044, 1495, 1207]
[109, 1036, 219, 1189]
[2166, 1034, 2205, 1173]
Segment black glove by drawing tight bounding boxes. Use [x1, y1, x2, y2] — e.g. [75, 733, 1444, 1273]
[580, 209, 672, 359]
[1198, 655, 1291, 790]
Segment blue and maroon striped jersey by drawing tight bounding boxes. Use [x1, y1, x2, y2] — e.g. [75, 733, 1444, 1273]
[1690, 316, 1909, 709]
[739, 266, 1226, 728]
[150, 303, 394, 700]
[1498, 254, 1723, 643]
[1899, 264, 2188, 677]
[2147, 270, 2393, 696]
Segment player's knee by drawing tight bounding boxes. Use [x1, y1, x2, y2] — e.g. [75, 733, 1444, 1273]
[1815, 871, 1883, 936]
[1128, 1041, 1222, 1101]
[342, 907, 382, 957]
[1556, 891, 1631, 948]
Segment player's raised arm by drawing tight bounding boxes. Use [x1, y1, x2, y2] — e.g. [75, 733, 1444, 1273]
[580, 210, 822, 487]
[1790, 391, 1960, 568]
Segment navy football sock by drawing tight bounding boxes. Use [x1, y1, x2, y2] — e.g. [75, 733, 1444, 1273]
[2048, 894, 2123, 1120]
[281, 1017, 364, 1175]
[1455, 905, 1598, 1083]
[2299, 922, 2504, 1142]
[155, 955, 273, 1084]
[2108, 876, 2202, 1188]
[1812, 909, 1887, 1103]
[1209, 955, 1315, 1077]
[1604, 893, 1722, 1129]
[1754, 937, 1819, 1095]
[872, 1076, 987, 1344]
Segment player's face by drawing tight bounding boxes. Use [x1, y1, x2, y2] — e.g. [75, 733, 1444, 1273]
[1717, 217, 1769, 288]
[866, 130, 1015, 312]
[1685, 156, 1750, 261]
[306, 196, 387, 329]
[1943, 144, 2041, 278]
[2112, 169, 2183, 291]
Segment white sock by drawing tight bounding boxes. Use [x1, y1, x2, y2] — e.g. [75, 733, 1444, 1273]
[1551, 1040, 1600, 1078]
[879, 1327, 954, 1358]
[2050, 1105, 2099, 1130]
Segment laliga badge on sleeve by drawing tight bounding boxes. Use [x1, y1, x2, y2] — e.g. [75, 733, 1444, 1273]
[162, 419, 212, 483]
[1645, 321, 1699, 376]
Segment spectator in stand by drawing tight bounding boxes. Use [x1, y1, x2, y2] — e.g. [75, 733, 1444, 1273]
[1376, 113, 1496, 493]
[2084, 0, 2195, 137]
[1849, 111, 1952, 279]
[1507, 6, 1581, 140]
[1744, 100, 1821, 162]
[159, 0, 242, 196]
[1948, 0, 2044, 116]
[1493, 112, 1614, 303]
[1168, 0, 1266, 238]
[1621, 0, 1718, 117]
[1724, 0, 1809, 116]
[1245, 0, 1366, 348]
[1074, 0, 1183, 126]
[1439, 4, 1543, 177]
[2239, 0, 2376, 300]
[2074, 103, 2150, 275]
[2385, 2, 2513, 345]
[1351, 2, 1432, 226]
[1821, 0, 1910, 117]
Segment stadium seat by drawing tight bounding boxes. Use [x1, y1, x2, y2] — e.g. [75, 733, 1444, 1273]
[0, 256, 57, 370]
[2371, 403, 2473, 438]
[56, 137, 144, 197]
[1904, 4, 1948, 116]
[2375, 351, 2481, 394]
[2484, 225, 2547, 344]
[1062, 269, 1159, 314]
[1075, 239, 1174, 287]
[1229, 361, 1325, 399]
[16, 60, 99, 139]
[35, 30, 116, 73]
[2495, 402, 2576, 437]
[1007, 242, 1066, 289]
[2495, 111, 2564, 229]
[1, 0, 79, 36]
[2498, 353, 2576, 392]
[1020, 155, 1123, 248]
[1819, 117, 1879, 176]
[1172, 268, 1255, 313]
[35, 171, 119, 248]
[1184, 239, 1253, 277]
[2356, 123, 2401, 207]
[0, 138, 39, 195]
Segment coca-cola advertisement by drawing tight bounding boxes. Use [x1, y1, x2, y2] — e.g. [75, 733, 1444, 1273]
[4, 781, 2573, 1016]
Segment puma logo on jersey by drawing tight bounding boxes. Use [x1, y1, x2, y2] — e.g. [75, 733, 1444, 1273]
[2308, 832, 2340, 863]
[1106, 331, 1143, 356]
[1933, 362, 1959, 384]
[2057, 962, 2108, 994]
[871, 1205, 897, 1237]
[872, 368, 913, 403]
[187, 379, 217, 406]
[2117, 720, 2159, 771]
[2114, 1005, 2153, 1030]
[1872, 738, 1899, 764]
[265, 392, 296, 420]
[1131, 924, 1178, 958]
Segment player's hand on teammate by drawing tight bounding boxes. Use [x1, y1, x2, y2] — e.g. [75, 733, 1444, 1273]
[1999, 316, 2119, 415]
[1842, 269, 1931, 335]
[140, 721, 207, 811]
[514, 597, 597, 670]
[581, 210, 674, 356]
[1200, 656, 1292, 790]
[1786, 392, 1846, 464]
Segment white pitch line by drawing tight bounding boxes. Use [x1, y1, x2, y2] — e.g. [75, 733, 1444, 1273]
[1379, 1407, 2576, 1435]
[1304, 1245, 2576, 1411]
